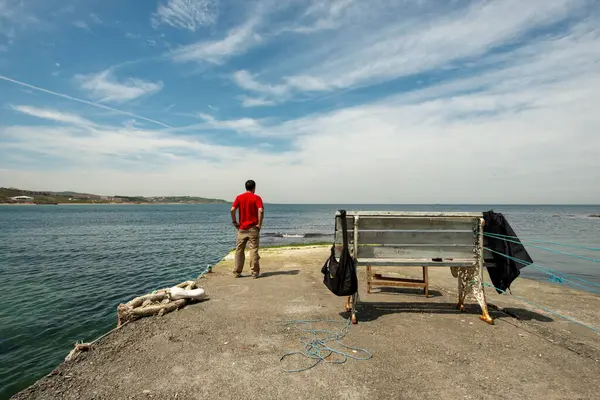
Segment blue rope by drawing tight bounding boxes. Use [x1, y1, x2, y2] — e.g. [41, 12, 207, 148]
[483, 234, 600, 290]
[483, 232, 600, 252]
[485, 247, 600, 293]
[484, 244, 600, 290]
[517, 260, 600, 290]
[484, 247, 600, 294]
[481, 282, 600, 335]
[277, 318, 372, 372]
[484, 233, 600, 264]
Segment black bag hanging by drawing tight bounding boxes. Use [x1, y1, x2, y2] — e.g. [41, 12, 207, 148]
[321, 210, 358, 296]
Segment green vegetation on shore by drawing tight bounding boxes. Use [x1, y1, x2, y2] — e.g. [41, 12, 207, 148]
[0, 187, 229, 205]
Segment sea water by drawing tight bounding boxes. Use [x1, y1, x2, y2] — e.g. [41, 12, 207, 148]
[0, 204, 599, 398]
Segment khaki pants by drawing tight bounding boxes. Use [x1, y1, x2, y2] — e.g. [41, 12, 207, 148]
[233, 227, 260, 275]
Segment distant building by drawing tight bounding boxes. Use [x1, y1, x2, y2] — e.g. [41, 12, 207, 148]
[11, 195, 34, 202]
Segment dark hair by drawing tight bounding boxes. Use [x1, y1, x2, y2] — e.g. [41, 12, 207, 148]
[245, 180, 256, 191]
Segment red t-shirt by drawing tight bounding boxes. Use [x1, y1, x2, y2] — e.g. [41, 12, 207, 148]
[232, 192, 264, 230]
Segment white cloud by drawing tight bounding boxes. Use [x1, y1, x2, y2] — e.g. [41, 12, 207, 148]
[240, 96, 275, 107]
[0, 114, 286, 199]
[197, 113, 264, 134]
[0, 0, 26, 48]
[89, 13, 102, 25]
[276, 0, 357, 34]
[170, 18, 260, 64]
[284, 75, 330, 91]
[166, 0, 356, 66]
[5, 42, 600, 203]
[232, 70, 287, 96]
[3, 63, 600, 203]
[74, 69, 164, 103]
[2, 1, 600, 203]
[0, 0, 37, 25]
[234, 0, 589, 102]
[73, 20, 90, 31]
[0, 25, 14, 45]
[152, 0, 219, 32]
[0, 0, 17, 22]
[313, 0, 579, 89]
[383, 19, 600, 111]
[10, 105, 95, 126]
[232, 70, 329, 103]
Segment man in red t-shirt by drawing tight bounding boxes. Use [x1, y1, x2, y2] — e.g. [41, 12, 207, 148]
[230, 179, 264, 278]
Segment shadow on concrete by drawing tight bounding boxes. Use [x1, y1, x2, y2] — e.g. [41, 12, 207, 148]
[260, 269, 300, 278]
[340, 301, 554, 323]
[494, 307, 554, 322]
[372, 287, 443, 298]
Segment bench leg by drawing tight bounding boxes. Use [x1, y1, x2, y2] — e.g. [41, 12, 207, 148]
[367, 266, 372, 294]
[351, 293, 358, 324]
[474, 217, 493, 324]
[344, 294, 358, 324]
[423, 266, 429, 298]
[453, 266, 493, 324]
[456, 268, 467, 312]
[473, 264, 494, 325]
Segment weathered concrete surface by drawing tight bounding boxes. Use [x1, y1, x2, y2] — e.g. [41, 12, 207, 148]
[13, 246, 600, 400]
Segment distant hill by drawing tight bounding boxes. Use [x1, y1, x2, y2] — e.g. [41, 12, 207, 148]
[54, 191, 102, 199]
[0, 187, 229, 204]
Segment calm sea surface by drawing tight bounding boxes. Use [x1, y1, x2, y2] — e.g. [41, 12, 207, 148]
[1, 204, 599, 398]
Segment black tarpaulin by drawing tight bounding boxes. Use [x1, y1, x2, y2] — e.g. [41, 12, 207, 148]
[483, 210, 533, 293]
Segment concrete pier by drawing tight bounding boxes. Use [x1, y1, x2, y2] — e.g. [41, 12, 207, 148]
[13, 245, 600, 400]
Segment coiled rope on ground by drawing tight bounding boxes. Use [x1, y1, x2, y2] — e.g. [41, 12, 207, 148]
[277, 318, 373, 372]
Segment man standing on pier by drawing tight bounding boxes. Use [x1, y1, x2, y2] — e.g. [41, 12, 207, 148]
[230, 179, 264, 278]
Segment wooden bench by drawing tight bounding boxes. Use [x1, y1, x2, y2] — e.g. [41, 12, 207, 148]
[334, 211, 494, 325]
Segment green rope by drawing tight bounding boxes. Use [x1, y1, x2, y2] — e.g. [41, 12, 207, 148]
[484, 247, 600, 294]
[277, 318, 373, 372]
[484, 232, 600, 264]
[482, 232, 600, 252]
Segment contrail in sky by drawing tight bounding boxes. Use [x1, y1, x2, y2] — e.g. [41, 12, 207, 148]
[0, 75, 172, 128]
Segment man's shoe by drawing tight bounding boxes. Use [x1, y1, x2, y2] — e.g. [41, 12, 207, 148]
[252, 273, 260, 279]
[232, 272, 241, 278]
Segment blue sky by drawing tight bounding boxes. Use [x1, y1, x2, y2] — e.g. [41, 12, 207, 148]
[1, 0, 599, 203]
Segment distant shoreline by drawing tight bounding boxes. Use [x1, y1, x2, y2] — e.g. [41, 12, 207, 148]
[0, 187, 230, 206]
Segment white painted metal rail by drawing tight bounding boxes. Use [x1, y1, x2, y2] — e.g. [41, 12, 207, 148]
[334, 211, 483, 268]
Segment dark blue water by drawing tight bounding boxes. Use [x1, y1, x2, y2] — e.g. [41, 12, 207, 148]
[0, 204, 599, 399]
